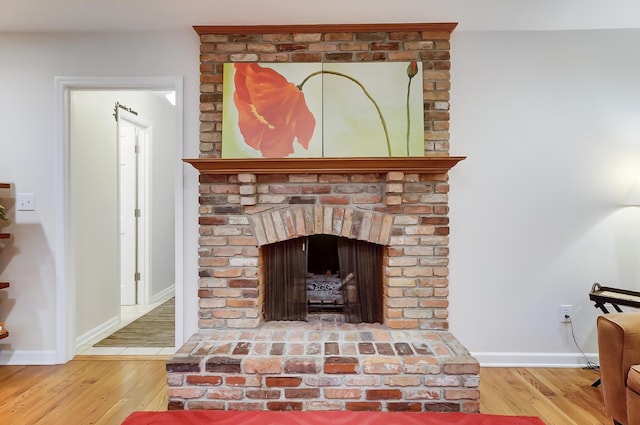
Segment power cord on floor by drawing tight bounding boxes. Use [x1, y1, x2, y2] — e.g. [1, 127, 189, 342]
[566, 315, 600, 371]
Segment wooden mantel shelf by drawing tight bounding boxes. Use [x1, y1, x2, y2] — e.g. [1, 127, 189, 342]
[184, 156, 465, 175]
[194, 22, 458, 35]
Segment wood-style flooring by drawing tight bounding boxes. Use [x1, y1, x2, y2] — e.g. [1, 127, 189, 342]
[0, 359, 612, 425]
[93, 298, 175, 348]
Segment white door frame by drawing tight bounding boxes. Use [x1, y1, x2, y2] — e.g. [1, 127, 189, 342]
[54, 76, 184, 363]
[117, 109, 151, 306]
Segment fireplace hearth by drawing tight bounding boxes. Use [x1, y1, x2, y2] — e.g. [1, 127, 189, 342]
[166, 22, 479, 413]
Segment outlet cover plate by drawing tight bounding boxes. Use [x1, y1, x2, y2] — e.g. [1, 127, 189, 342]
[16, 193, 35, 211]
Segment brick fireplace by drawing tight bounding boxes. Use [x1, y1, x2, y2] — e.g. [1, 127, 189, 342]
[167, 23, 480, 413]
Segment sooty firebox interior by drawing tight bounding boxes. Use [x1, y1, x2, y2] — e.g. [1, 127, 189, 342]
[263, 235, 383, 324]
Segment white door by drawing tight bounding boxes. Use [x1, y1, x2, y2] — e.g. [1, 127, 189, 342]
[117, 109, 149, 306]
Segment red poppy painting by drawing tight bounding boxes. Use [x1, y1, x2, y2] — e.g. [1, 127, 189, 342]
[222, 62, 424, 158]
[231, 63, 316, 158]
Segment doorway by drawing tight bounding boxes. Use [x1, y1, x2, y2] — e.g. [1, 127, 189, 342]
[70, 91, 175, 354]
[55, 77, 184, 362]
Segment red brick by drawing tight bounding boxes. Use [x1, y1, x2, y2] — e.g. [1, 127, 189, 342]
[285, 388, 321, 399]
[461, 400, 480, 413]
[284, 358, 320, 374]
[444, 389, 480, 400]
[166, 357, 201, 373]
[186, 375, 222, 386]
[167, 388, 204, 399]
[362, 357, 402, 374]
[206, 388, 243, 400]
[205, 357, 241, 373]
[319, 195, 349, 205]
[197, 289, 212, 298]
[225, 376, 246, 386]
[267, 401, 303, 411]
[199, 216, 227, 225]
[324, 389, 362, 399]
[227, 299, 257, 308]
[245, 390, 281, 399]
[424, 402, 459, 412]
[403, 356, 441, 374]
[344, 375, 382, 386]
[306, 401, 344, 410]
[324, 357, 359, 374]
[167, 400, 184, 410]
[243, 357, 282, 374]
[387, 319, 420, 329]
[345, 402, 381, 411]
[384, 376, 422, 386]
[387, 402, 423, 412]
[366, 389, 402, 400]
[442, 356, 480, 375]
[265, 377, 302, 387]
[405, 388, 442, 400]
[187, 401, 225, 410]
[302, 185, 331, 194]
[228, 402, 265, 411]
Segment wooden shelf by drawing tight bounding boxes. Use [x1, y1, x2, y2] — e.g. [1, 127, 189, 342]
[194, 22, 458, 35]
[184, 156, 466, 175]
[1, 183, 11, 343]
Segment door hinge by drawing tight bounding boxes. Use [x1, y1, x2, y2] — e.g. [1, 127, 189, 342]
[134, 208, 141, 218]
[134, 272, 141, 282]
[134, 144, 140, 154]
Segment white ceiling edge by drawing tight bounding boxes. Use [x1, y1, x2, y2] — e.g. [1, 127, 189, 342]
[3, 0, 640, 33]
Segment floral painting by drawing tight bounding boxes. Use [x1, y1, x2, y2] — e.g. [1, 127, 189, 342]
[221, 61, 424, 158]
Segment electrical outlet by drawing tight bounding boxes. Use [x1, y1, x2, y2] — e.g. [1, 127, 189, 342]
[560, 305, 573, 323]
[16, 193, 35, 211]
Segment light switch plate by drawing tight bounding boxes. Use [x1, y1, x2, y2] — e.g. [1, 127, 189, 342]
[16, 193, 35, 211]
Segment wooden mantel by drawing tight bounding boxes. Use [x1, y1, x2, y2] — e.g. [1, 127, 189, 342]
[184, 156, 465, 175]
[193, 22, 458, 35]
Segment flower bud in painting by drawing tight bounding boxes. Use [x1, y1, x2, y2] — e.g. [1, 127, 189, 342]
[406, 61, 418, 79]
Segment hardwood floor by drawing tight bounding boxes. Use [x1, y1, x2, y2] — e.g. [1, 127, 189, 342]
[0, 359, 612, 425]
[480, 367, 611, 425]
[0, 357, 169, 425]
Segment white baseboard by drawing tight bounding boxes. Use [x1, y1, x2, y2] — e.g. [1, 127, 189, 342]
[75, 316, 120, 348]
[0, 350, 59, 365]
[472, 351, 599, 368]
[150, 284, 175, 305]
[73, 285, 174, 351]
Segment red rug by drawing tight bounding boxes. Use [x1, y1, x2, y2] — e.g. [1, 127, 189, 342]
[121, 411, 545, 425]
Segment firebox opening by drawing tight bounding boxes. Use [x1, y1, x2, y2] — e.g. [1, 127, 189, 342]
[307, 235, 339, 275]
[263, 235, 383, 324]
[306, 235, 343, 315]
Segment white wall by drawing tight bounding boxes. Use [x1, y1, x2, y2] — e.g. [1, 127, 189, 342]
[71, 92, 120, 339]
[0, 32, 201, 364]
[71, 90, 177, 341]
[449, 28, 640, 366]
[1, 27, 640, 365]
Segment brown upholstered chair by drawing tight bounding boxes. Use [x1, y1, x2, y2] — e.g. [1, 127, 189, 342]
[597, 313, 640, 425]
